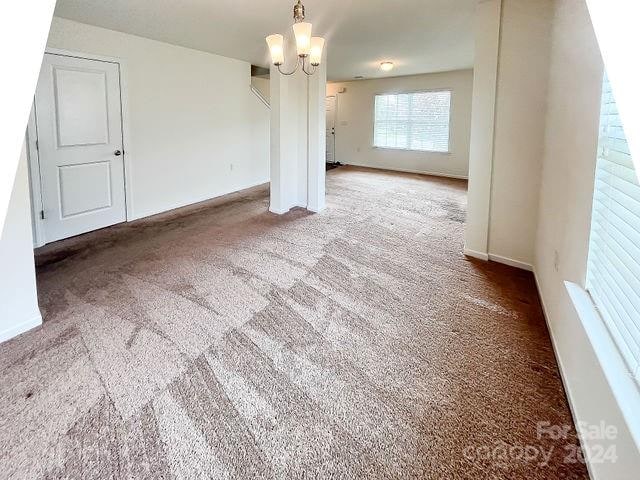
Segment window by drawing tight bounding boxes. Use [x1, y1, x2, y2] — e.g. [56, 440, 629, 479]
[373, 90, 451, 153]
[586, 74, 640, 384]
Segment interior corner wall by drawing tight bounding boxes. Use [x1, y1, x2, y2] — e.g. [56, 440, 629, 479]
[0, 144, 41, 342]
[325, 69, 473, 178]
[46, 17, 270, 221]
[487, 0, 554, 267]
[535, 0, 640, 476]
[464, 0, 501, 259]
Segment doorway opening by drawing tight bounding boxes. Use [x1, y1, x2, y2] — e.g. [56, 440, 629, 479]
[325, 95, 340, 170]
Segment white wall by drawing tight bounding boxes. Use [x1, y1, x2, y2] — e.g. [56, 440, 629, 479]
[535, 0, 640, 477]
[488, 0, 553, 267]
[46, 17, 270, 220]
[0, 144, 41, 342]
[326, 69, 473, 178]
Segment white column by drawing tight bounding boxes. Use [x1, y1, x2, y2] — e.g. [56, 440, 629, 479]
[295, 71, 308, 209]
[269, 55, 326, 215]
[269, 63, 290, 214]
[464, 0, 502, 260]
[307, 55, 327, 213]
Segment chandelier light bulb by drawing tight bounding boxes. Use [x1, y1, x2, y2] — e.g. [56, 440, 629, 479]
[293, 22, 313, 56]
[310, 37, 325, 66]
[266, 34, 285, 65]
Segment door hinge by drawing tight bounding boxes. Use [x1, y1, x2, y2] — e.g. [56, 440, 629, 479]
[35, 139, 39, 151]
[40, 210, 45, 220]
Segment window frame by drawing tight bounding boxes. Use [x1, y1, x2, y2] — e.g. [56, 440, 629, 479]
[371, 88, 453, 155]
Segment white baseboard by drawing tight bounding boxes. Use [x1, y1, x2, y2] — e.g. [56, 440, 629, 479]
[269, 205, 290, 215]
[463, 248, 489, 261]
[0, 311, 42, 343]
[307, 202, 326, 213]
[488, 253, 534, 271]
[463, 249, 534, 272]
[533, 271, 598, 479]
[343, 162, 468, 180]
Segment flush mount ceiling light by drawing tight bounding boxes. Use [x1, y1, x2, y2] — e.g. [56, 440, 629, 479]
[266, 1, 325, 76]
[380, 62, 394, 72]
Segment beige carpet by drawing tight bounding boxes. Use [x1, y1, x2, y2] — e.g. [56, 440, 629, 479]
[1, 166, 587, 479]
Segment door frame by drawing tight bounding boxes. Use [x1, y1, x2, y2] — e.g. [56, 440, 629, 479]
[27, 48, 134, 247]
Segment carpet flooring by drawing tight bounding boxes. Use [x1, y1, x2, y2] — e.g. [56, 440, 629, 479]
[1, 166, 587, 479]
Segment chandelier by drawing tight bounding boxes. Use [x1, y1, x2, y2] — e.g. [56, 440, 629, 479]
[265, 1, 325, 76]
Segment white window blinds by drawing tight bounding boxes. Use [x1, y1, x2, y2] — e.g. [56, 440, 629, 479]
[373, 91, 451, 152]
[586, 74, 640, 384]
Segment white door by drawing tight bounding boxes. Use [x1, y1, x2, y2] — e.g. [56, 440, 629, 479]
[35, 53, 126, 243]
[326, 96, 336, 164]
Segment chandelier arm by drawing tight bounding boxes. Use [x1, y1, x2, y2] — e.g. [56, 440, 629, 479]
[277, 55, 301, 76]
[301, 56, 317, 76]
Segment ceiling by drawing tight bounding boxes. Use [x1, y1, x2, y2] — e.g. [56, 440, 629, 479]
[54, 0, 477, 81]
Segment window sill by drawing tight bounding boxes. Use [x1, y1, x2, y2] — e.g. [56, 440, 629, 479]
[565, 281, 640, 448]
[372, 146, 451, 155]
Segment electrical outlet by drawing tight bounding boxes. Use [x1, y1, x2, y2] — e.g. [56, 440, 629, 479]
[554, 250, 560, 272]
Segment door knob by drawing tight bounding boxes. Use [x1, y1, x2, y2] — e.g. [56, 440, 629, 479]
[114, 150, 122, 156]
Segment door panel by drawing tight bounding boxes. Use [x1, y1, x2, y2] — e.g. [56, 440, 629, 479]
[35, 53, 126, 243]
[54, 68, 110, 147]
[326, 96, 336, 164]
[58, 161, 112, 217]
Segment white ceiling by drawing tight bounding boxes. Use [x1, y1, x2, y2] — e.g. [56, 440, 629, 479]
[53, 0, 477, 81]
